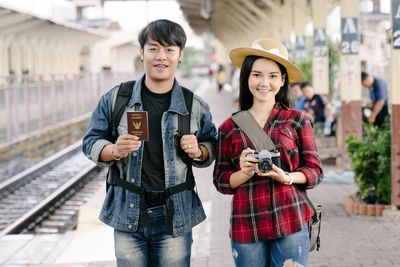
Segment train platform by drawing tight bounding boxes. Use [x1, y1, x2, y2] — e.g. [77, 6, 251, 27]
[1, 78, 399, 267]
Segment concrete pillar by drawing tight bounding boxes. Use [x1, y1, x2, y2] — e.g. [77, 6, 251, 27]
[281, 0, 293, 60]
[22, 46, 33, 74]
[0, 45, 8, 76]
[340, 0, 362, 167]
[390, 0, 400, 207]
[33, 39, 46, 75]
[9, 44, 21, 75]
[312, 0, 329, 95]
[293, 0, 308, 62]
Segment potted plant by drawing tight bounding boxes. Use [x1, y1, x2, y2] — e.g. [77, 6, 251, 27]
[345, 118, 391, 206]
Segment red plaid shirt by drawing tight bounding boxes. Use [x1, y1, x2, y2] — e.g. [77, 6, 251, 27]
[213, 103, 323, 244]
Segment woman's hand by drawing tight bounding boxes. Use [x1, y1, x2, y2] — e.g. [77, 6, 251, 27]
[257, 164, 293, 184]
[257, 164, 290, 184]
[239, 148, 258, 179]
[229, 148, 258, 189]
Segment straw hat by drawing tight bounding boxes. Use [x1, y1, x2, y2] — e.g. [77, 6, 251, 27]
[230, 38, 302, 83]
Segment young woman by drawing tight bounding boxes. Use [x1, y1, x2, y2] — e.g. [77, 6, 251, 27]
[213, 38, 323, 267]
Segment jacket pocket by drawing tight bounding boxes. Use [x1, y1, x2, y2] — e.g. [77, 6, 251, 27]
[278, 127, 298, 151]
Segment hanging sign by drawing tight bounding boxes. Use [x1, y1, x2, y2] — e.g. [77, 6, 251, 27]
[341, 17, 359, 55]
[393, 0, 400, 49]
[296, 35, 306, 60]
[314, 28, 327, 57]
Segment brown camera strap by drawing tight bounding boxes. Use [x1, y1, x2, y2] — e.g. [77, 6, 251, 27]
[232, 111, 276, 151]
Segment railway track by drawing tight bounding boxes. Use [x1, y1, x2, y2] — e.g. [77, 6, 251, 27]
[0, 141, 104, 237]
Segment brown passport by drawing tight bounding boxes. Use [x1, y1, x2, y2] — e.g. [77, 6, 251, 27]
[127, 111, 149, 141]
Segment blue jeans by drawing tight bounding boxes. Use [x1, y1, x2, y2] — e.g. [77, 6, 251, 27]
[114, 205, 192, 267]
[231, 224, 310, 267]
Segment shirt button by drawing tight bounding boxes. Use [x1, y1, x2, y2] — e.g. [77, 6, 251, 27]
[130, 203, 134, 208]
[131, 178, 135, 183]
[132, 152, 137, 157]
[128, 225, 132, 229]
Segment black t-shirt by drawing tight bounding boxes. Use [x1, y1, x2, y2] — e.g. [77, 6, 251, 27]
[140, 80, 172, 206]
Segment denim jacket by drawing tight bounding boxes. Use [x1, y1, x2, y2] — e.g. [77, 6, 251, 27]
[82, 75, 217, 236]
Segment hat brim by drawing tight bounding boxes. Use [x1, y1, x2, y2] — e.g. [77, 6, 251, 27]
[230, 47, 302, 83]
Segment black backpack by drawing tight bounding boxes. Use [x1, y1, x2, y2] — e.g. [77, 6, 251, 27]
[106, 80, 195, 234]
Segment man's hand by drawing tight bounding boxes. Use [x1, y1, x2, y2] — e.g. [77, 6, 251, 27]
[114, 134, 141, 158]
[368, 114, 376, 123]
[178, 134, 201, 159]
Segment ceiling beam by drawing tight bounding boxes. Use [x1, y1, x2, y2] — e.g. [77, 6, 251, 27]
[221, 0, 259, 27]
[219, 1, 256, 29]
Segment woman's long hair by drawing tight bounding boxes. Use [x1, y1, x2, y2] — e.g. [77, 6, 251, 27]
[238, 56, 290, 111]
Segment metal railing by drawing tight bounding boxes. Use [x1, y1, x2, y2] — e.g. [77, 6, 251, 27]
[0, 71, 142, 144]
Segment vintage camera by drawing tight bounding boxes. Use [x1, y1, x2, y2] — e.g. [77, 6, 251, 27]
[246, 149, 281, 173]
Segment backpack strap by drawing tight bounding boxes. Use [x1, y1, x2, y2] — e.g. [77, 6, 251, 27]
[110, 80, 136, 142]
[176, 87, 194, 166]
[165, 86, 194, 234]
[179, 87, 194, 135]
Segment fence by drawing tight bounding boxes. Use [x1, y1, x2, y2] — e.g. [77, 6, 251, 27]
[0, 72, 142, 144]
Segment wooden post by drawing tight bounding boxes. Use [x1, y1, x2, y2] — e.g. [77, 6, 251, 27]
[340, 0, 363, 168]
[390, 0, 400, 207]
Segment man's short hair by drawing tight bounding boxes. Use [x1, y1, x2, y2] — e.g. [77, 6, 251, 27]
[138, 19, 187, 50]
[300, 81, 311, 89]
[361, 71, 369, 82]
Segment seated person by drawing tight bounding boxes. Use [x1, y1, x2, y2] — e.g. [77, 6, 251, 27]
[301, 82, 333, 136]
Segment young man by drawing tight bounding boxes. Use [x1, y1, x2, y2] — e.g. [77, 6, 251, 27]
[361, 71, 389, 127]
[82, 19, 217, 266]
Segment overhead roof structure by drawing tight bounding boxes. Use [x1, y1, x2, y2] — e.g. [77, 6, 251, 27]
[176, 0, 340, 49]
[0, 6, 106, 46]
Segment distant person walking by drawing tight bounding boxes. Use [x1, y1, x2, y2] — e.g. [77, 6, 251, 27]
[216, 64, 226, 92]
[361, 71, 389, 127]
[82, 19, 217, 266]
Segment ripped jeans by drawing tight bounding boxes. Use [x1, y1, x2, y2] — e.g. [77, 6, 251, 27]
[230, 224, 309, 267]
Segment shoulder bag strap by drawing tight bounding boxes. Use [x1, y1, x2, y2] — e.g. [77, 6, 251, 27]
[232, 111, 276, 151]
[232, 110, 317, 218]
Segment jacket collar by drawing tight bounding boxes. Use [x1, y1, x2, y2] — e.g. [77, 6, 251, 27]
[127, 74, 189, 115]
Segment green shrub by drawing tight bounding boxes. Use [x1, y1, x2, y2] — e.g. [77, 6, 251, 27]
[345, 119, 391, 204]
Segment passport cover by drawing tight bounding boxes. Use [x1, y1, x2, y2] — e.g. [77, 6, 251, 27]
[127, 111, 149, 141]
